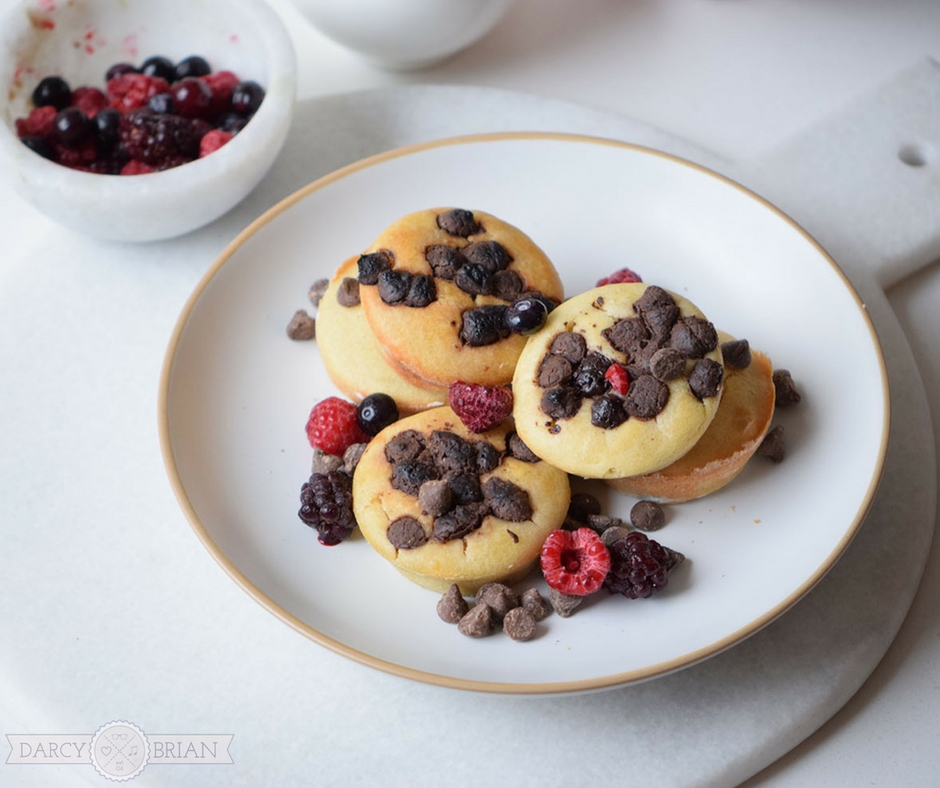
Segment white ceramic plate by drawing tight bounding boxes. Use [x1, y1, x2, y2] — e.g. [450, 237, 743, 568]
[159, 133, 888, 694]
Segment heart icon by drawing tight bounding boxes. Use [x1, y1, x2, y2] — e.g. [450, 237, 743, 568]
[100, 745, 112, 756]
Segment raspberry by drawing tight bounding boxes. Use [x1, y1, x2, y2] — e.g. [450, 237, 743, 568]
[604, 363, 630, 395]
[539, 528, 611, 596]
[15, 105, 56, 139]
[298, 471, 356, 545]
[305, 396, 370, 456]
[71, 86, 108, 117]
[199, 128, 233, 157]
[199, 70, 240, 117]
[107, 72, 170, 112]
[597, 267, 643, 287]
[448, 381, 513, 433]
[604, 531, 679, 599]
[120, 159, 155, 175]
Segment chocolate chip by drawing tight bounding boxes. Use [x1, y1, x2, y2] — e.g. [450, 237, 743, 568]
[537, 354, 573, 388]
[602, 316, 649, 357]
[507, 432, 540, 462]
[491, 269, 524, 300]
[721, 338, 751, 369]
[428, 430, 477, 476]
[335, 277, 361, 307]
[308, 278, 329, 307]
[649, 347, 686, 381]
[459, 305, 510, 346]
[502, 607, 538, 641]
[549, 332, 587, 363]
[573, 353, 612, 397]
[357, 250, 393, 284]
[437, 208, 481, 238]
[454, 262, 493, 296]
[541, 386, 582, 420]
[418, 479, 452, 517]
[476, 583, 520, 620]
[757, 424, 786, 462]
[688, 357, 723, 400]
[623, 374, 670, 419]
[482, 477, 532, 522]
[391, 459, 439, 496]
[447, 472, 484, 506]
[634, 286, 680, 338]
[670, 316, 719, 358]
[474, 441, 502, 474]
[520, 588, 552, 621]
[342, 442, 367, 475]
[548, 587, 582, 618]
[431, 502, 488, 542]
[377, 269, 411, 304]
[567, 493, 602, 523]
[600, 524, 633, 547]
[463, 240, 511, 271]
[404, 273, 437, 307]
[772, 369, 801, 407]
[425, 244, 465, 279]
[631, 500, 665, 531]
[384, 429, 426, 463]
[286, 309, 316, 340]
[311, 447, 343, 475]
[591, 394, 628, 429]
[457, 603, 494, 637]
[387, 516, 427, 549]
[437, 583, 469, 623]
[587, 514, 628, 535]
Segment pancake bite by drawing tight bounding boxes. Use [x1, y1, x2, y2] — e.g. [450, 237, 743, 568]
[316, 257, 447, 413]
[607, 334, 775, 502]
[352, 406, 571, 595]
[356, 208, 564, 388]
[511, 283, 724, 479]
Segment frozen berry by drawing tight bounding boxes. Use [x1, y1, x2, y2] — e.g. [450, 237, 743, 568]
[604, 531, 678, 599]
[108, 72, 170, 112]
[94, 108, 121, 151]
[200, 70, 240, 117]
[305, 396, 370, 456]
[540, 528, 611, 596]
[198, 128, 233, 157]
[505, 297, 549, 335]
[105, 62, 138, 81]
[597, 267, 643, 286]
[170, 77, 211, 119]
[216, 111, 248, 134]
[174, 55, 212, 81]
[120, 159, 155, 175]
[141, 55, 176, 82]
[356, 393, 400, 436]
[21, 135, 55, 160]
[15, 105, 56, 139]
[147, 92, 175, 114]
[32, 76, 71, 110]
[118, 110, 201, 166]
[298, 471, 356, 545]
[448, 381, 513, 433]
[53, 107, 91, 146]
[71, 86, 108, 118]
[231, 80, 265, 115]
[604, 363, 630, 395]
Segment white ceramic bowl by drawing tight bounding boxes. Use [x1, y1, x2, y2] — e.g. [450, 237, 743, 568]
[291, 0, 515, 70]
[0, 0, 296, 242]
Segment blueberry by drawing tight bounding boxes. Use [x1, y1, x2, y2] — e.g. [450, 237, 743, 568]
[21, 135, 55, 161]
[504, 297, 548, 335]
[53, 107, 91, 146]
[231, 80, 265, 116]
[356, 393, 400, 436]
[32, 76, 71, 110]
[141, 55, 176, 82]
[94, 108, 122, 152]
[105, 62, 138, 82]
[174, 55, 212, 81]
[147, 92, 175, 114]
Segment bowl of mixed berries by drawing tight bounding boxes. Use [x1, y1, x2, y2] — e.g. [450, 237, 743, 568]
[0, 0, 296, 241]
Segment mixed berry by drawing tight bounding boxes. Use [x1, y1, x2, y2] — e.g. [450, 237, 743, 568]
[14, 54, 265, 174]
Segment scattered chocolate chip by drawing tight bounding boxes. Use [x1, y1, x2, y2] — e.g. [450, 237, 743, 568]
[387, 516, 428, 549]
[418, 479, 452, 517]
[482, 477, 533, 522]
[447, 472, 484, 506]
[437, 208, 481, 238]
[601, 524, 634, 547]
[537, 354, 574, 388]
[670, 316, 719, 358]
[463, 240, 511, 272]
[459, 305, 510, 346]
[602, 316, 649, 357]
[428, 430, 477, 475]
[507, 432, 540, 463]
[377, 269, 411, 304]
[437, 583, 469, 623]
[541, 386, 582, 420]
[688, 358, 724, 400]
[574, 353, 612, 397]
[721, 338, 751, 369]
[308, 278, 329, 307]
[384, 429, 426, 463]
[567, 492, 602, 523]
[548, 587, 582, 618]
[474, 441, 502, 474]
[649, 347, 686, 381]
[591, 393, 628, 429]
[286, 309, 316, 340]
[457, 603, 494, 637]
[404, 273, 437, 307]
[549, 332, 587, 363]
[772, 369, 801, 407]
[391, 459, 439, 496]
[757, 424, 786, 462]
[343, 442, 367, 475]
[624, 374, 670, 419]
[454, 262, 493, 296]
[335, 277, 361, 307]
[634, 286, 680, 338]
[520, 588, 552, 621]
[357, 250, 393, 284]
[631, 500, 665, 531]
[476, 583, 520, 620]
[311, 447, 343, 475]
[426, 244, 465, 279]
[491, 269, 524, 300]
[431, 502, 488, 542]
[503, 607, 538, 641]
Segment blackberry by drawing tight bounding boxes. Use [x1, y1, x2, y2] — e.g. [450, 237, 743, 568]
[356, 393, 399, 436]
[459, 305, 510, 346]
[118, 110, 202, 165]
[298, 471, 356, 546]
[604, 531, 678, 599]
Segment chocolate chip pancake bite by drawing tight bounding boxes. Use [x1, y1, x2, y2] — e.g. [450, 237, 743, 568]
[511, 283, 724, 479]
[352, 406, 571, 595]
[316, 257, 448, 413]
[356, 208, 564, 388]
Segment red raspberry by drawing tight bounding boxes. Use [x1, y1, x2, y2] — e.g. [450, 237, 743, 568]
[448, 381, 513, 433]
[53, 137, 97, 168]
[199, 70, 240, 116]
[305, 396, 370, 456]
[540, 528, 611, 596]
[107, 72, 169, 112]
[604, 363, 630, 395]
[120, 159, 155, 175]
[15, 105, 56, 139]
[71, 86, 109, 117]
[199, 129, 233, 157]
[597, 267, 643, 286]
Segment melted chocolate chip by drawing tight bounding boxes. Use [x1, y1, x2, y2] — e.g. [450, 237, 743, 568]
[391, 459, 439, 495]
[357, 250, 393, 284]
[549, 332, 587, 363]
[404, 274, 437, 307]
[649, 347, 686, 381]
[482, 477, 533, 522]
[670, 316, 719, 358]
[491, 269, 524, 300]
[431, 502, 488, 542]
[459, 305, 510, 346]
[591, 393, 628, 429]
[418, 479, 452, 517]
[425, 244, 465, 279]
[623, 374, 670, 419]
[507, 432, 540, 462]
[387, 516, 427, 549]
[335, 277, 360, 307]
[634, 286, 680, 338]
[688, 357, 724, 400]
[437, 208, 481, 238]
[541, 386, 582, 420]
[447, 472, 484, 506]
[384, 429, 426, 463]
[428, 430, 477, 476]
[537, 354, 573, 388]
[377, 269, 411, 304]
[602, 316, 649, 357]
[454, 262, 493, 296]
[463, 240, 511, 271]
[721, 338, 751, 369]
[474, 441, 502, 474]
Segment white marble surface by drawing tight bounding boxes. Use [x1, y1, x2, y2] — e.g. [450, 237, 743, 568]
[1, 1, 939, 786]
